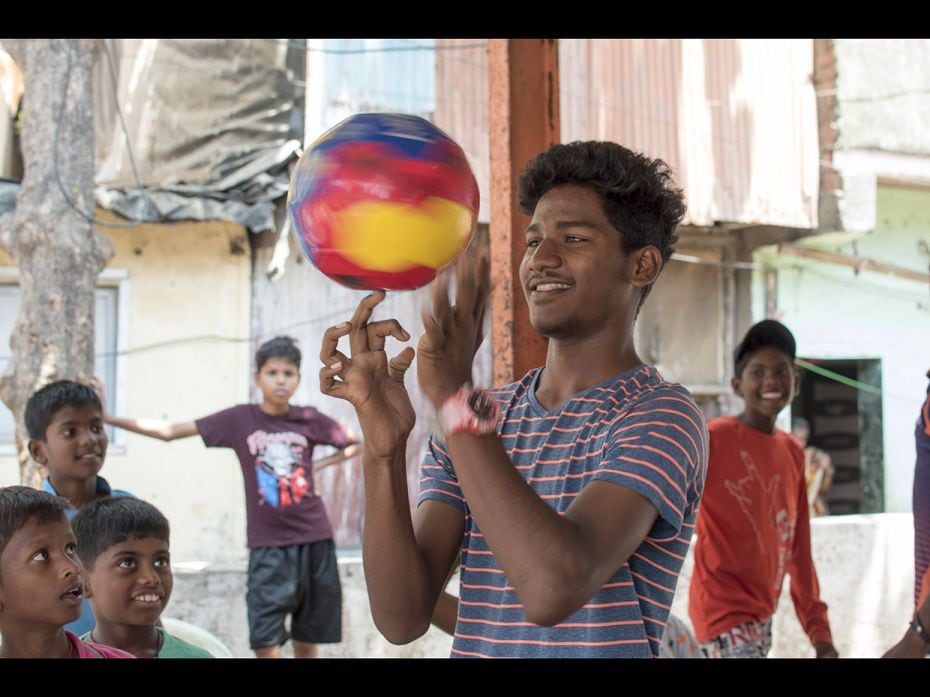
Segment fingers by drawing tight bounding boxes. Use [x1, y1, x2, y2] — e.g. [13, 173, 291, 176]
[319, 361, 348, 400]
[366, 319, 410, 352]
[387, 346, 416, 383]
[349, 290, 387, 355]
[454, 246, 477, 322]
[429, 270, 454, 336]
[320, 321, 352, 364]
[472, 245, 491, 324]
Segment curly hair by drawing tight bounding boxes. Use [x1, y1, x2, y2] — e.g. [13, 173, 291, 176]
[518, 141, 686, 308]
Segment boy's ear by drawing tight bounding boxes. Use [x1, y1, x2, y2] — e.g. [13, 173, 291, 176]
[83, 574, 94, 599]
[730, 375, 742, 397]
[27, 439, 47, 465]
[627, 246, 662, 289]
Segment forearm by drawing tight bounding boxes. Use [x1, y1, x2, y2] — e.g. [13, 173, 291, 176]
[445, 433, 606, 626]
[312, 443, 360, 473]
[361, 447, 437, 643]
[104, 415, 197, 442]
[431, 589, 460, 636]
[789, 505, 833, 645]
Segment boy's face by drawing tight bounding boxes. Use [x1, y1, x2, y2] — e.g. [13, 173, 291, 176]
[29, 403, 108, 484]
[519, 185, 652, 340]
[254, 357, 300, 409]
[732, 345, 797, 421]
[0, 515, 84, 628]
[85, 536, 172, 628]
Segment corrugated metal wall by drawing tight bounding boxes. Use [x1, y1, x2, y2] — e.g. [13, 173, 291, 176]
[436, 39, 819, 229]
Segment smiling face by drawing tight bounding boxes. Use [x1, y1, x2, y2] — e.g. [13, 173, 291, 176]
[732, 345, 798, 432]
[29, 403, 108, 486]
[84, 536, 172, 628]
[519, 185, 650, 341]
[255, 357, 300, 412]
[0, 515, 84, 629]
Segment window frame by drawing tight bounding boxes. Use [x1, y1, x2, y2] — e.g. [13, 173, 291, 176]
[0, 267, 130, 454]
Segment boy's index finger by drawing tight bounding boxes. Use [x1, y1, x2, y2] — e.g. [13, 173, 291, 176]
[455, 247, 477, 316]
[349, 290, 387, 355]
[319, 322, 351, 364]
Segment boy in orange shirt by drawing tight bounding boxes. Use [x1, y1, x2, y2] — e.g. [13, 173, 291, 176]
[688, 320, 838, 658]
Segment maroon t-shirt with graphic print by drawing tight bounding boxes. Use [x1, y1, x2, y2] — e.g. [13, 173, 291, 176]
[196, 404, 350, 549]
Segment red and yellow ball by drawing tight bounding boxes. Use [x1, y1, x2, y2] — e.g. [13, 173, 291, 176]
[287, 113, 479, 291]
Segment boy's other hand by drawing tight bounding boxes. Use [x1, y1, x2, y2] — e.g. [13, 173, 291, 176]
[320, 291, 416, 460]
[814, 641, 838, 658]
[418, 240, 490, 408]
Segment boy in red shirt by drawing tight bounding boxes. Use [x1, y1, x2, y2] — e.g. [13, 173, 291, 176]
[688, 319, 838, 658]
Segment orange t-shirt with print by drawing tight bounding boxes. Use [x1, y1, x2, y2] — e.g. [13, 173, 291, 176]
[688, 416, 833, 646]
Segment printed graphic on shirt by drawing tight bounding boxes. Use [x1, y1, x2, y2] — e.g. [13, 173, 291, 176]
[724, 450, 794, 589]
[246, 430, 311, 508]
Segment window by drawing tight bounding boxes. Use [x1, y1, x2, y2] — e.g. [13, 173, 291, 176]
[0, 269, 128, 452]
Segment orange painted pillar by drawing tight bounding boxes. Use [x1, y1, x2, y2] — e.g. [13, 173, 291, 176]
[487, 39, 560, 386]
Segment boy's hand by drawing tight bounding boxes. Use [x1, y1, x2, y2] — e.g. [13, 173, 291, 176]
[320, 291, 416, 460]
[88, 376, 109, 417]
[814, 641, 838, 658]
[418, 240, 490, 408]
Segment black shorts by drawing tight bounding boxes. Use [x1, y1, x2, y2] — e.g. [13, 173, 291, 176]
[246, 539, 342, 649]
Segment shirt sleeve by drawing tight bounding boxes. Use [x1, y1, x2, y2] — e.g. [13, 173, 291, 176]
[194, 406, 241, 448]
[595, 387, 708, 541]
[417, 434, 467, 513]
[304, 408, 351, 449]
[787, 444, 834, 646]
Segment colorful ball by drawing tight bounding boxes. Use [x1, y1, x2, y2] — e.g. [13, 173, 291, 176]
[287, 113, 480, 291]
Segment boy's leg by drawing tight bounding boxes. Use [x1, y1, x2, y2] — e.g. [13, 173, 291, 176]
[292, 641, 318, 659]
[290, 539, 342, 657]
[247, 546, 300, 658]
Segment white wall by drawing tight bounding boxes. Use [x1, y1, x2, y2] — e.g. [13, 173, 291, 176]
[0, 215, 253, 563]
[754, 185, 930, 512]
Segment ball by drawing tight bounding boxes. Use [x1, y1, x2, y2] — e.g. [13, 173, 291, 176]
[287, 113, 480, 291]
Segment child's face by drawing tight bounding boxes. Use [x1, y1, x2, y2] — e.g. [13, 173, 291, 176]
[255, 357, 300, 409]
[30, 403, 108, 484]
[85, 536, 172, 628]
[732, 345, 797, 420]
[0, 515, 84, 628]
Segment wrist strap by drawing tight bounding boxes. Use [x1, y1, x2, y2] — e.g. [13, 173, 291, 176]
[911, 611, 930, 645]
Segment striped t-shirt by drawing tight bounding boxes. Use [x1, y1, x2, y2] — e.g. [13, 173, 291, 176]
[419, 364, 708, 658]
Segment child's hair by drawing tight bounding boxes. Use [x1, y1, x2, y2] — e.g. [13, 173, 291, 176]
[0, 486, 71, 568]
[255, 336, 301, 371]
[72, 497, 170, 571]
[517, 140, 687, 309]
[733, 319, 797, 377]
[24, 380, 102, 441]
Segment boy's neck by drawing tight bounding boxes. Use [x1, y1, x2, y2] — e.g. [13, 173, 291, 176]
[258, 400, 290, 416]
[0, 624, 71, 658]
[738, 411, 778, 435]
[89, 621, 161, 658]
[47, 475, 99, 509]
[537, 331, 641, 410]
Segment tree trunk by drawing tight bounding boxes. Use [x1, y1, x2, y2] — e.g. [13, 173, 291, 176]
[0, 39, 113, 487]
